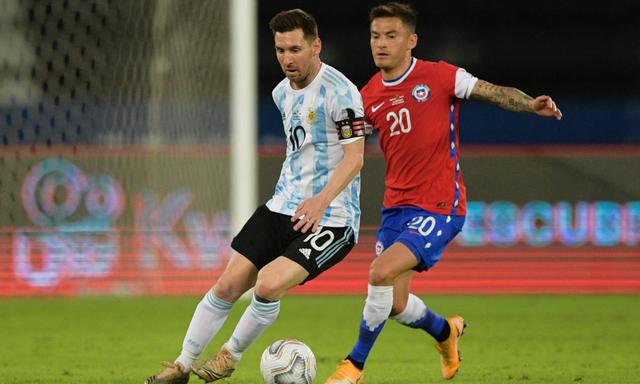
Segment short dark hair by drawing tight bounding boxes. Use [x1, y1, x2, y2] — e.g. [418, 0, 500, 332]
[269, 9, 318, 41]
[369, 2, 417, 32]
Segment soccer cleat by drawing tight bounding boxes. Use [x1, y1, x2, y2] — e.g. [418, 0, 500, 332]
[434, 315, 467, 380]
[324, 359, 365, 384]
[144, 361, 190, 384]
[191, 346, 237, 382]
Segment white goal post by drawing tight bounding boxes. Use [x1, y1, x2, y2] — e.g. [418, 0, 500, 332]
[230, 0, 258, 232]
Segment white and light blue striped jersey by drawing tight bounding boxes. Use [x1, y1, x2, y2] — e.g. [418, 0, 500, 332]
[266, 63, 365, 239]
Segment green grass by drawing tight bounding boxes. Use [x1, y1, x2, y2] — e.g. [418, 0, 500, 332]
[2, 295, 639, 383]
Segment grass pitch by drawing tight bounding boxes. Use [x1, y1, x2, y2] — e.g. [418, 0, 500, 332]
[2, 295, 639, 383]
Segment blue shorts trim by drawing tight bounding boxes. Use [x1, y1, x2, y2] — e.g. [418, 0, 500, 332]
[375, 206, 465, 271]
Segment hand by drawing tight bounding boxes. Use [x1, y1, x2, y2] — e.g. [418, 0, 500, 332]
[291, 195, 328, 233]
[532, 95, 562, 120]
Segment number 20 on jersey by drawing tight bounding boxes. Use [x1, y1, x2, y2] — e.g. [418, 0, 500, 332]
[387, 108, 412, 137]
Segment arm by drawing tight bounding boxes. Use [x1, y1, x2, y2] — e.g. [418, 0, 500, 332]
[291, 138, 365, 233]
[469, 79, 563, 120]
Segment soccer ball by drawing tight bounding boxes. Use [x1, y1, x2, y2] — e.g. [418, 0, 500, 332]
[259, 339, 317, 384]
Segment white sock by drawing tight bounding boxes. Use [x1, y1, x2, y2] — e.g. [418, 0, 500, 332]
[225, 294, 280, 361]
[175, 289, 233, 370]
[362, 284, 393, 331]
[390, 293, 426, 325]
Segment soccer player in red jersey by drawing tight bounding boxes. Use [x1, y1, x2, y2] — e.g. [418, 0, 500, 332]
[325, 3, 562, 383]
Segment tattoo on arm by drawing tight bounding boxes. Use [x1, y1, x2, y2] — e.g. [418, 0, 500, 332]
[470, 80, 534, 113]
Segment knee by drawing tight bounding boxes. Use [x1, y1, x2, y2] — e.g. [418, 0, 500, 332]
[213, 279, 242, 303]
[254, 276, 284, 301]
[368, 261, 394, 286]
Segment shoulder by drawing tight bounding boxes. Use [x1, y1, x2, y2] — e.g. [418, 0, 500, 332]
[411, 58, 459, 73]
[320, 64, 363, 113]
[271, 78, 289, 99]
[432, 60, 460, 75]
[320, 64, 359, 95]
[414, 59, 460, 90]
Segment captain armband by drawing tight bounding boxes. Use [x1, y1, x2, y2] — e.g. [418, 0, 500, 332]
[335, 108, 367, 141]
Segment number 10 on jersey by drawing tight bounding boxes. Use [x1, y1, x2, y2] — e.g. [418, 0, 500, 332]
[289, 125, 306, 151]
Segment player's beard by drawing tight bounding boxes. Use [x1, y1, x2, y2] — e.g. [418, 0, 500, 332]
[284, 66, 310, 87]
[374, 54, 407, 74]
[373, 54, 393, 71]
[374, 60, 392, 71]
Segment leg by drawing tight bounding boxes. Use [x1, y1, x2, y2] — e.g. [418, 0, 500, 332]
[390, 270, 412, 316]
[328, 209, 467, 383]
[192, 257, 308, 382]
[383, 212, 467, 380]
[389, 270, 450, 341]
[376, 272, 467, 382]
[225, 223, 352, 359]
[212, 251, 259, 302]
[253, 255, 309, 300]
[145, 252, 257, 384]
[225, 256, 308, 358]
[326, 242, 417, 384]
[178, 252, 257, 367]
[349, 242, 418, 363]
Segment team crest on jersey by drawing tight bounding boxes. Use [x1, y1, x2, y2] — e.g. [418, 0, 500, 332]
[307, 109, 317, 124]
[375, 241, 384, 257]
[412, 84, 431, 102]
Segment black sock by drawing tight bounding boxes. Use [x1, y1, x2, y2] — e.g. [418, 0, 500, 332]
[435, 320, 451, 342]
[346, 355, 365, 370]
[254, 294, 277, 303]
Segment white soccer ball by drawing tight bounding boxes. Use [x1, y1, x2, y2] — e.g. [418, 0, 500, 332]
[260, 339, 317, 384]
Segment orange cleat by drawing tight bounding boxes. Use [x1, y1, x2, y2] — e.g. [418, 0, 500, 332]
[434, 315, 467, 380]
[324, 359, 365, 384]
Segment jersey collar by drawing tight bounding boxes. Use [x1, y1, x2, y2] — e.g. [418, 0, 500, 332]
[286, 62, 326, 93]
[382, 57, 416, 87]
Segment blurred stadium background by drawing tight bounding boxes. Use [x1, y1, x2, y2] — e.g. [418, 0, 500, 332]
[1, 0, 639, 297]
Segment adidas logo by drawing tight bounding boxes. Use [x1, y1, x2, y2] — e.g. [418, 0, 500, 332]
[299, 248, 311, 259]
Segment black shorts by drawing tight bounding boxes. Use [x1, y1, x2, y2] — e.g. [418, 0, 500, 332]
[231, 205, 355, 283]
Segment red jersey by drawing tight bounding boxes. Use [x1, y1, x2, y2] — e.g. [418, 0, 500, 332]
[361, 58, 474, 216]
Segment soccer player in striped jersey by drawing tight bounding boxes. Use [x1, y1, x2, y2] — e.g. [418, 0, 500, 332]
[325, 3, 562, 383]
[144, 9, 366, 384]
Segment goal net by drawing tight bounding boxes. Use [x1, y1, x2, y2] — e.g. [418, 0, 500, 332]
[0, 0, 233, 295]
